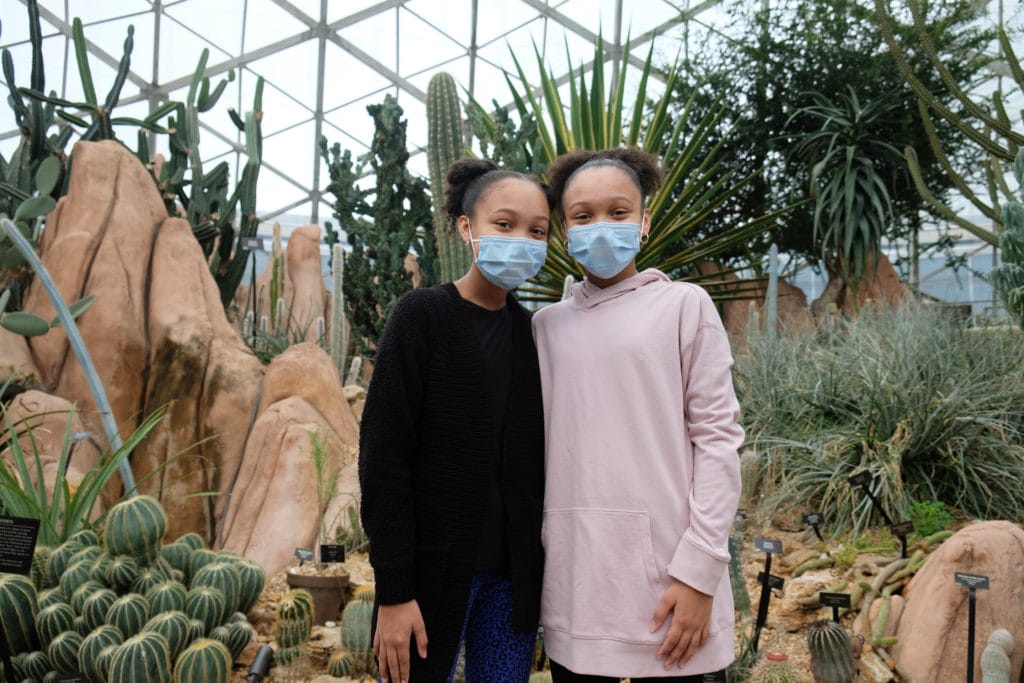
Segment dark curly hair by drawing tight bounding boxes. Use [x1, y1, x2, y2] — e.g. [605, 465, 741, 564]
[546, 148, 662, 213]
[442, 158, 553, 220]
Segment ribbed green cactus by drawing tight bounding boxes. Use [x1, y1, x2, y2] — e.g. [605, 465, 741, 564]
[47, 542, 79, 585]
[60, 559, 94, 598]
[89, 551, 114, 584]
[186, 617, 206, 642]
[37, 587, 65, 611]
[108, 630, 172, 683]
[70, 544, 104, 566]
[146, 580, 188, 614]
[172, 638, 232, 682]
[142, 610, 191, 663]
[749, 653, 801, 683]
[187, 548, 218, 582]
[0, 572, 40, 653]
[234, 558, 266, 615]
[105, 593, 151, 638]
[72, 614, 90, 636]
[31, 545, 54, 590]
[96, 644, 119, 681]
[185, 585, 226, 635]
[427, 71, 472, 283]
[990, 148, 1024, 328]
[19, 649, 49, 679]
[35, 601, 74, 647]
[330, 243, 349, 381]
[275, 588, 314, 670]
[69, 579, 103, 614]
[175, 532, 206, 551]
[106, 554, 141, 592]
[79, 624, 124, 683]
[210, 619, 253, 662]
[131, 566, 166, 595]
[68, 529, 100, 547]
[807, 620, 856, 683]
[160, 542, 192, 576]
[981, 628, 1014, 683]
[103, 495, 168, 564]
[47, 629, 83, 672]
[728, 534, 751, 618]
[191, 562, 241, 615]
[80, 587, 117, 631]
[340, 588, 374, 660]
[328, 649, 355, 677]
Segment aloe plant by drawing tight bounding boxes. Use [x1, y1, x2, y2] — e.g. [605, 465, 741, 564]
[501, 36, 799, 302]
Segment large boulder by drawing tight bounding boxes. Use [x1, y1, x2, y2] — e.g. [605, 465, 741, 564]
[893, 521, 1024, 682]
[811, 252, 909, 319]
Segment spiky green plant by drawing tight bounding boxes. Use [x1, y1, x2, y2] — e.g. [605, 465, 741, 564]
[34, 601, 73, 648]
[79, 625, 124, 683]
[143, 610, 191, 663]
[427, 72, 473, 282]
[806, 620, 856, 683]
[173, 638, 232, 682]
[103, 495, 167, 564]
[191, 562, 241, 616]
[108, 630, 172, 683]
[80, 587, 117, 631]
[185, 585, 226, 636]
[501, 35, 797, 302]
[209, 619, 253, 661]
[106, 593, 151, 639]
[233, 558, 265, 615]
[47, 628, 83, 672]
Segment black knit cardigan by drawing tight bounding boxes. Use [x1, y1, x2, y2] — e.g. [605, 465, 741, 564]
[358, 283, 545, 680]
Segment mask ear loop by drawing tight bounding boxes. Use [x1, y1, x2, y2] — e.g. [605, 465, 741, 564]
[640, 214, 650, 246]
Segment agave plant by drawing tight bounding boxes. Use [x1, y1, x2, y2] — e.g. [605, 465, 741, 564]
[790, 86, 904, 288]
[501, 36, 799, 302]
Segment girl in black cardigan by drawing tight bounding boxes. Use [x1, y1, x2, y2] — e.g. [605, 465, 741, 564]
[359, 159, 551, 682]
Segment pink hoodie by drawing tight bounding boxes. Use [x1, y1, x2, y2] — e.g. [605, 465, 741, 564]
[532, 269, 744, 677]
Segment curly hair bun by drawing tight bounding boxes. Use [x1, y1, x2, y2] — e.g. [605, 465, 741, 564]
[443, 158, 499, 219]
[546, 147, 662, 209]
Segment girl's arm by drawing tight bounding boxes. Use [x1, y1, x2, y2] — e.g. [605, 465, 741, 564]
[358, 291, 433, 605]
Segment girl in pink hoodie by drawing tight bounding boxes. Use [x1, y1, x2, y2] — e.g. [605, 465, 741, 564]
[532, 148, 744, 681]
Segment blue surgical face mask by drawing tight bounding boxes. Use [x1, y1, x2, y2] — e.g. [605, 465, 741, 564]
[566, 220, 643, 279]
[468, 224, 548, 290]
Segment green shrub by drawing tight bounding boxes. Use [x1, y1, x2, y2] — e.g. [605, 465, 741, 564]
[736, 304, 1024, 533]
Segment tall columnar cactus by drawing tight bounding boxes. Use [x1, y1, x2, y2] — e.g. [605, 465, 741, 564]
[728, 534, 751, 618]
[427, 72, 472, 283]
[31, 545, 54, 590]
[173, 638, 232, 682]
[806, 620, 856, 683]
[330, 243, 348, 381]
[103, 495, 168, 564]
[143, 610, 191, 663]
[47, 629, 84, 672]
[79, 625, 123, 683]
[108, 631, 172, 683]
[981, 628, 1014, 683]
[0, 572, 40, 653]
[276, 588, 314, 670]
[990, 149, 1024, 328]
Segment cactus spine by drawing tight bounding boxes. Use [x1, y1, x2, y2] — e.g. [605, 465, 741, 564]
[427, 71, 472, 282]
[330, 243, 348, 381]
[106, 554, 141, 591]
[749, 652, 801, 683]
[105, 592, 151, 638]
[35, 601, 74, 647]
[79, 625, 123, 683]
[0, 572, 40, 653]
[80, 587, 117, 631]
[108, 630, 172, 683]
[185, 585, 226, 635]
[191, 562, 242, 615]
[806, 620, 856, 683]
[47, 629, 83, 672]
[143, 610, 191, 663]
[147, 580, 188, 615]
[173, 638, 232, 682]
[103, 495, 168, 563]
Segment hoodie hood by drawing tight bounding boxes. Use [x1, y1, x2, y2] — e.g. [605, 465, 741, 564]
[571, 268, 670, 309]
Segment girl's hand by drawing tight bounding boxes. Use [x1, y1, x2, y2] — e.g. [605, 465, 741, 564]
[649, 580, 712, 669]
[374, 600, 429, 683]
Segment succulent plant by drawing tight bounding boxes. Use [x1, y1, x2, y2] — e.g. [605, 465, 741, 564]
[68, 529, 101, 547]
[79, 624, 124, 683]
[175, 532, 206, 551]
[275, 588, 314, 671]
[103, 495, 168, 564]
[105, 592, 151, 638]
[160, 542, 192, 575]
[191, 562, 242, 615]
[749, 652, 802, 683]
[210, 619, 253, 661]
[47, 628, 84, 672]
[37, 586, 65, 610]
[60, 558, 95, 598]
[807, 620, 856, 683]
[106, 554, 141, 591]
[233, 558, 266, 615]
[146, 580, 188, 615]
[80, 587, 117, 631]
[142, 609, 191, 663]
[327, 649, 355, 677]
[108, 630, 172, 683]
[20, 649, 50, 679]
[0, 572, 40, 653]
[173, 638, 232, 682]
[982, 628, 1015, 683]
[69, 579, 104, 614]
[35, 601, 74, 647]
[185, 585, 226, 635]
[30, 545, 54, 590]
[186, 548, 218, 582]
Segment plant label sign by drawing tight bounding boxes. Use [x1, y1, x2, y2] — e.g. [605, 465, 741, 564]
[294, 547, 314, 564]
[954, 572, 990, 590]
[241, 237, 265, 251]
[320, 544, 345, 563]
[848, 471, 872, 487]
[819, 592, 852, 608]
[803, 512, 824, 526]
[702, 672, 726, 682]
[0, 515, 40, 575]
[756, 572, 785, 590]
[890, 520, 915, 536]
[754, 538, 783, 554]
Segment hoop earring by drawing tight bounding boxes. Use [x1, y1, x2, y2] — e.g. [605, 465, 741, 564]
[641, 233, 650, 245]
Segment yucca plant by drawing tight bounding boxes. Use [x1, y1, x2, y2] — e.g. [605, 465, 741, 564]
[500, 36, 799, 302]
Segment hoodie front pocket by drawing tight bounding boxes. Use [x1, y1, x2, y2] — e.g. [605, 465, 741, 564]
[541, 508, 664, 643]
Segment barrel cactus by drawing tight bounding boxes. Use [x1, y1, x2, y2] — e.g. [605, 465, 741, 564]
[340, 587, 374, 660]
[106, 554, 141, 592]
[81, 587, 118, 631]
[186, 548, 218, 582]
[143, 610, 191, 663]
[427, 71, 472, 282]
[80, 625, 124, 683]
[234, 558, 266, 614]
[108, 630, 172, 683]
[60, 559, 94, 598]
[47, 541, 79, 583]
[0, 572, 40, 653]
[106, 592, 151, 638]
[160, 542, 192, 575]
[191, 562, 242, 615]
[750, 652, 802, 683]
[185, 585, 227, 635]
[20, 649, 49, 679]
[276, 588, 314, 669]
[35, 601, 74, 647]
[328, 649, 355, 677]
[69, 579, 104, 614]
[69, 544, 104, 567]
[37, 586, 65, 610]
[131, 566, 167, 595]
[69, 528, 101, 547]
[103, 495, 168, 563]
[173, 638, 232, 683]
[146, 580, 188, 615]
[47, 629, 84, 672]
[210, 619, 254, 661]
[807, 620, 856, 683]
[175, 532, 206, 551]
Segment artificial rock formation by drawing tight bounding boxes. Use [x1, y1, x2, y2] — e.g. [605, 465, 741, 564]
[811, 252, 909, 319]
[893, 521, 1024, 682]
[16, 140, 358, 570]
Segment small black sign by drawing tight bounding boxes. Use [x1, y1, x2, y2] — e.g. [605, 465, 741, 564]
[241, 237, 265, 251]
[803, 512, 824, 526]
[890, 520, 915, 536]
[0, 515, 40, 575]
[320, 544, 345, 563]
[756, 572, 785, 590]
[754, 538, 783, 554]
[702, 671, 727, 683]
[819, 592, 852, 608]
[955, 572, 990, 590]
[294, 547, 314, 563]
[54, 674, 87, 683]
[848, 471, 872, 487]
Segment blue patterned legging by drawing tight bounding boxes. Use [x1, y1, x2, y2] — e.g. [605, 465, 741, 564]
[447, 570, 537, 682]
